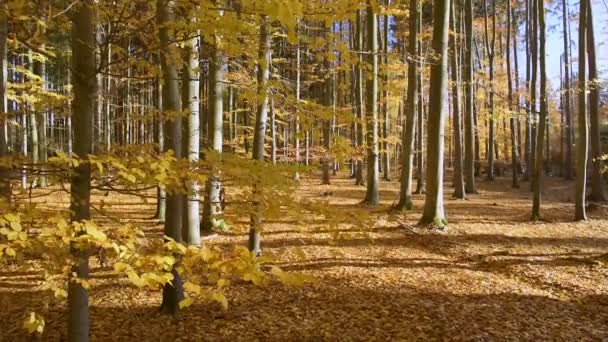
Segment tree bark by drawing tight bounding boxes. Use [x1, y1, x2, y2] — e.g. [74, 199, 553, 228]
[182, 28, 201, 246]
[532, 0, 547, 220]
[586, 2, 605, 202]
[68, 1, 96, 339]
[561, 0, 574, 180]
[364, 1, 380, 206]
[249, 15, 271, 256]
[420, 0, 450, 227]
[450, 0, 465, 199]
[463, 0, 476, 193]
[397, 0, 418, 210]
[157, 0, 185, 315]
[0, 4, 10, 203]
[507, 0, 520, 188]
[575, 0, 588, 220]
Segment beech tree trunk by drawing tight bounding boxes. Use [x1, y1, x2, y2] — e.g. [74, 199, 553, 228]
[450, 0, 465, 199]
[364, 1, 380, 206]
[561, 0, 574, 180]
[575, 0, 588, 220]
[586, 3, 605, 202]
[202, 34, 225, 236]
[420, 0, 450, 227]
[0, 4, 9, 203]
[249, 15, 271, 256]
[157, 0, 185, 315]
[183, 29, 201, 246]
[68, 1, 96, 339]
[397, 0, 418, 210]
[463, 0, 476, 194]
[507, 0, 520, 189]
[532, 0, 547, 220]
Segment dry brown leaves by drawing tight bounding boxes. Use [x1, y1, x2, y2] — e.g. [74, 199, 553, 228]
[1, 174, 608, 341]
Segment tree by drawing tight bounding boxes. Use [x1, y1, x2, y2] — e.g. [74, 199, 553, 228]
[561, 0, 574, 180]
[507, 0, 520, 189]
[0, 1, 9, 204]
[586, 2, 605, 202]
[202, 15, 226, 236]
[157, 0, 185, 315]
[450, 0, 465, 199]
[483, 0, 496, 181]
[249, 15, 271, 256]
[183, 14, 201, 246]
[463, 0, 476, 194]
[420, 0, 450, 228]
[355, 8, 365, 186]
[364, 1, 380, 206]
[396, 0, 418, 210]
[575, 0, 588, 221]
[68, 0, 96, 339]
[531, 0, 547, 220]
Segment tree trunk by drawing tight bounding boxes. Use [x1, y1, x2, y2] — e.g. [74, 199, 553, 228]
[249, 15, 271, 256]
[586, 2, 605, 202]
[507, 0, 520, 188]
[0, 5, 9, 204]
[68, 1, 96, 339]
[382, 9, 390, 181]
[183, 30, 201, 246]
[420, 0, 450, 228]
[396, 0, 418, 210]
[157, 0, 185, 315]
[575, 0, 588, 220]
[364, 2, 380, 206]
[355, 9, 365, 186]
[463, 0, 476, 194]
[532, 0, 547, 220]
[561, 0, 574, 180]
[202, 36, 225, 236]
[483, 0, 496, 181]
[450, 0, 465, 199]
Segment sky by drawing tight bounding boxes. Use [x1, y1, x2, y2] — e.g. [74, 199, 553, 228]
[539, 0, 608, 86]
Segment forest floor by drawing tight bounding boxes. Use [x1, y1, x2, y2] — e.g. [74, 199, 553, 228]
[1, 172, 608, 341]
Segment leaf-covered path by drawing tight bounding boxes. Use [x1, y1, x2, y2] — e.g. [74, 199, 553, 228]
[2, 174, 608, 341]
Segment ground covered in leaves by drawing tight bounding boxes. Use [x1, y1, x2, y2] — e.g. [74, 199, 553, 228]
[1, 173, 608, 341]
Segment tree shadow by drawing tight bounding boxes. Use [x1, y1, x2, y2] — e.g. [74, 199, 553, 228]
[2, 278, 606, 341]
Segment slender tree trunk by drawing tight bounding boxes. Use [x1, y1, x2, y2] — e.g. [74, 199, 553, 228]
[182, 30, 201, 246]
[575, 0, 588, 221]
[0, 2, 10, 203]
[355, 9, 365, 186]
[249, 15, 271, 256]
[586, 3, 605, 202]
[397, 0, 418, 210]
[532, 0, 547, 220]
[157, 0, 185, 315]
[507, 0, 520, 188]
[364, 1, 380, 206]
[561, 0, 574, 180]
[415, 64, 425, 194]
[155, 80, 166, 222]
[382, 9, 390, 181]
[420, 0, 450, 228]
[463, 0, 476, 193]
[450, 0, 465, 199]
[68, 1, 96, 339]
[483, 0, 496, 180]
[202, 35, 225, 236]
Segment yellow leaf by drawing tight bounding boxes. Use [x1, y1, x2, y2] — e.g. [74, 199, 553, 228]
[178, 297, 193, 309]
[211, 291, 228, 310]
[5, 246, 16, 257]
[22, 312, 45, 334]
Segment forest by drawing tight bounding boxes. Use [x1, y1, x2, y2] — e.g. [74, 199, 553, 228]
[0, 0, 607, 340]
